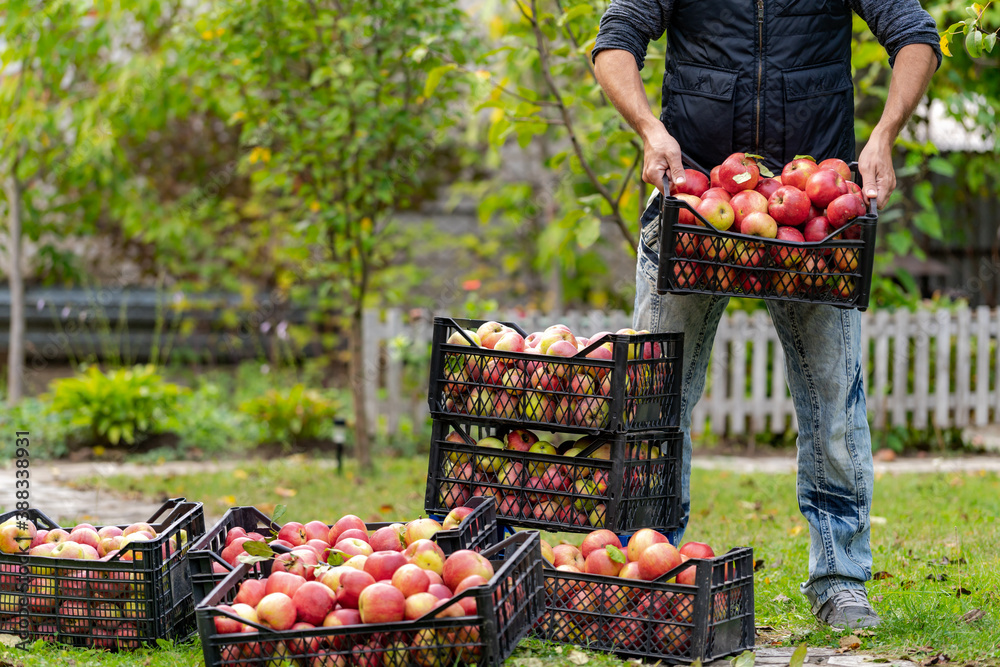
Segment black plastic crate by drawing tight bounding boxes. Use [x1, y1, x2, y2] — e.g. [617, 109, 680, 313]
[656, 168, 878, 310]
[195, 530, 545, 667]
[0, 498, 205, 649]
[188, 496, 500, 606]
[428, 317, 683, 433]
[424, 419, 682, 535]
[533, 547, 755, 664]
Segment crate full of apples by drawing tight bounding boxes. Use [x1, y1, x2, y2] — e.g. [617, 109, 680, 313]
[195, 529, 544, 667]
[0, 498, 206, 649]
[657, 154, 877, 310]
[532, 528, 754, 664]
[425, 420, 683, 534]
[429, 317, 683, 434]
[188, 496, 501, 606]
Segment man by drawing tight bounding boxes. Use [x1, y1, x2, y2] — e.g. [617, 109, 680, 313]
[593, 1, 939, 630]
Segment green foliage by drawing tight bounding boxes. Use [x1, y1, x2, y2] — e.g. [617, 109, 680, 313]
[239, 385, 340, 447]
[171, 383, 262, 457]
[0, 397, 83, 459]
[44, 365, 187, 447]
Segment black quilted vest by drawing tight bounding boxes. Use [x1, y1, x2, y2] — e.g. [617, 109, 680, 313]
[660, 0, 855, 174]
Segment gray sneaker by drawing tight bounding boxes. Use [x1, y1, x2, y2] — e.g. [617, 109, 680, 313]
[815, 589, 882, 630]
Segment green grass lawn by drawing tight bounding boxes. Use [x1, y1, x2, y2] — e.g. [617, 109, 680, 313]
[4, 457, 999, 666]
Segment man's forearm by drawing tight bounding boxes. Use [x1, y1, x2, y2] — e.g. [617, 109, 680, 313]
[870, 43, 937, 145]
[594, 49, 661, 143]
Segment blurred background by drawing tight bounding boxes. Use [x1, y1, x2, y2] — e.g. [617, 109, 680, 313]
[0, 0, 997, 467]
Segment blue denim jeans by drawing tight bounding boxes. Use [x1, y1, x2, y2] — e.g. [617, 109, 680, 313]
[635, 195, 874, 611]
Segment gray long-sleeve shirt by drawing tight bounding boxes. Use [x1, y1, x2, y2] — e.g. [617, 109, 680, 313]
[593, 0, 942, 71]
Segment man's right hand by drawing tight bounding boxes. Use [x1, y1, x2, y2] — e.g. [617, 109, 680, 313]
[641, 123, 687, 195]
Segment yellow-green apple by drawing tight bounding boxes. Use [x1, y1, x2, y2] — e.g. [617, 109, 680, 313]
[772, 226, 805, 267]
[768, 185, 811, 227]
[446, 330, 481, 347]
[527, 441, 557, 477]
[639, 542, 682, 581]
[42, 528, 70, 545]
[755, 177, 783, 200]
[50, 540, 84, 560]
[540, 539, 555, 565]
[728, 189, 768, 228]
[257, 592, 297, 631]
[718, 152, 760, 194]
[464, 387, 495, 418]
[266, 571, 307, 598]
[827, 192, 867, 228]
[475, 321, 507, 349]
[818, 157, 852, 181]
[291, 581, 336, 625]
[572, 479, 599, 515]
[404, 539, 446, 575]
[1, 521, 36, 554]
[674, 168, 710, 197]
[805, 169, 848, 208]
[780, 157, 819, 190]
[702, 186, 731, 201]
[587, 504, 608, 527]
[704, 265, 737, 291]
[831, 276, 854, 298]
[494, 330, 525, 352]
[234, 578, 267, 608]
[553, 396, 573, 425]
[500, 367, 527, 394]
[580, 529, 623, 559]
[358, 583, 405, 624]
[695, 197, 735, 232]
[803, 216, 834, 242]
[833, 246, 859, 272]
[123, 522, 156, 538]
[740, 211, 778, 238]
[627, 528, 669, 562]
[674, 193, 702, 226]
[442, 550, 494, 591]
[404, 591, 439, 620]
[441, 506, 473, 531]
[497, 460, 523, 485]
[673, 261, 703, 288]
[539, 326, 577, 354]
[343, 554, 368, 570]
[771, 269, 803, 296]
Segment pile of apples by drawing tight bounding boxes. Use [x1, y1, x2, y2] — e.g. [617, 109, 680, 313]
[441, 321, 665, 429]
[440, 428, 662, 528]
[670, 153, 869, 299]
[538, 528, 720, 656]
[211, 509, 499, 666]
[0, 516, 186, 649]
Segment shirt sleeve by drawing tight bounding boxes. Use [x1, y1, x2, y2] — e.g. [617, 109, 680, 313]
[591, 0, 672, 70]
[849, 0, 943, 69]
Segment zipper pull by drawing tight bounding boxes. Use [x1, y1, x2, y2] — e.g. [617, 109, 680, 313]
[758, 0, 764, 22]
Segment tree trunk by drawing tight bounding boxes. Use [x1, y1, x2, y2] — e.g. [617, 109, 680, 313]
[349, 302, 372, 471]
[5, 175, 24, 405]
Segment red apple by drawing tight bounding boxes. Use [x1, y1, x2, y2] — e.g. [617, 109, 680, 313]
[674, 168, 710, 197]
[704, 265, 737, 290]
[328, 515, 366, 546]
[771, 269, 803, 296]
[442, 550, 494, 591]
[335, 569, 376, 609]
[494, 331, 526, 352]
[780, 157, 820, 191]
[505, 428, 538, 452]
[441, 506, 474, 531]
[273, 548, 320, 581]
[701, 186, 731, 202]
[404, 539, 447, 576]
[476, 321, 507, 350]
[695, 197, 735, 232]
[68, 527, 100, 550]
[368, 526, 405, 552]
[627, 529, 668, 562]
[638, 542, 682, 581]
[277, 522, 308, 547]
[672, 261, 703, 288]
[234, 578, 267, 608]
[674, 193, 702, 226]
[257, 592, 298, 631]
[802, 216, 834, 242]
[391, 564, 431, 598]
[363, 550, 409, 582]
[292, 581, 337, 625]
[767, 185, 811, 227]
[213, 605, 244, 634]
[718, 152, 760, 194]
[334, 538, 373, 558]
[266, 571, 307, 598]
[755, 177, 783, 200]
[584, 546, 625, 576]
[772, 226, 806, 267]
[826, 193, 867, 228]
[805, 169, 848, 208]
[337, 529, 369, 544]
[818, 158, 852, 181]
[358, 583, 405, 624]
[729, 189, 769, 227]
[710, 165, 722, 189]
[404, 592, 439, 620]
[552, 544, 585, 570]
[427, 583, 454, 600]
[679, 541, 715, 560]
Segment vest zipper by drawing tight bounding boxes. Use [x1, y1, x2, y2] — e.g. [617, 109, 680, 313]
[755, 0, 764, 153]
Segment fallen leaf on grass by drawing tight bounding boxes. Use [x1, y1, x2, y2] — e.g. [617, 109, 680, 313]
[960, 608, 985, 623]
[789, 643, 808, 667]
[379, 504, 394, 514]
[789, 525, 804, 536]
[838, 635, 861, 651]
[514, 659, 542, 667]
[926, 573, 948, 582]
[274, 487, 297, 498]
[956, 587, 972, 597]
[755, 626, 775, 633]
[921, 654, 950, 666]
[754, 559, 765, 572]
[772, 594, 792, 604]
[568, 650, 589, 665]
[873, 571, 894, 580]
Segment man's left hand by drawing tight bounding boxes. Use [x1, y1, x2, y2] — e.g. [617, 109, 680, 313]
[857, 132, 896, 210]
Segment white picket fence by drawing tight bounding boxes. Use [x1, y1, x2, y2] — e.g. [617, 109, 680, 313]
[361, 305, 999, 437]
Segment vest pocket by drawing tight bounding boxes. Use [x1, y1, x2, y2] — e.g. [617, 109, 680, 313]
[774, 0, 842, 16]
[781, 61, 853, 161]
[664, 62, 738, 169]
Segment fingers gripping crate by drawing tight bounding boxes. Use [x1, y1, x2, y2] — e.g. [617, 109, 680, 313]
[425, 419, 683, 535]
[656, 175, 878, 310]
[0, 498, 205, 649]
[188, 496, 500, 606]
[533, 547, 755, 664]
[195, 530, 545, 667]
[429, 317, 683, 433]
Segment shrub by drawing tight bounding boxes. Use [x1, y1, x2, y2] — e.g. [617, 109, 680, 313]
[45, 365, 187, 446]
[0, 397, 83, 459]
[239, 384, 340, 446]
[173, 382, 262, 456]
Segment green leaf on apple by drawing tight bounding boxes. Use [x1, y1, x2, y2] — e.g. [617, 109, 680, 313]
[237, 552, 271, 566]
[242, 541, 276, 558]
[606, 545, 626, 564]
[792, 154, 816, 162]
[757, 164, 774, 178]
[270, 505, 288, 529]
[327, 551, 347, 567]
